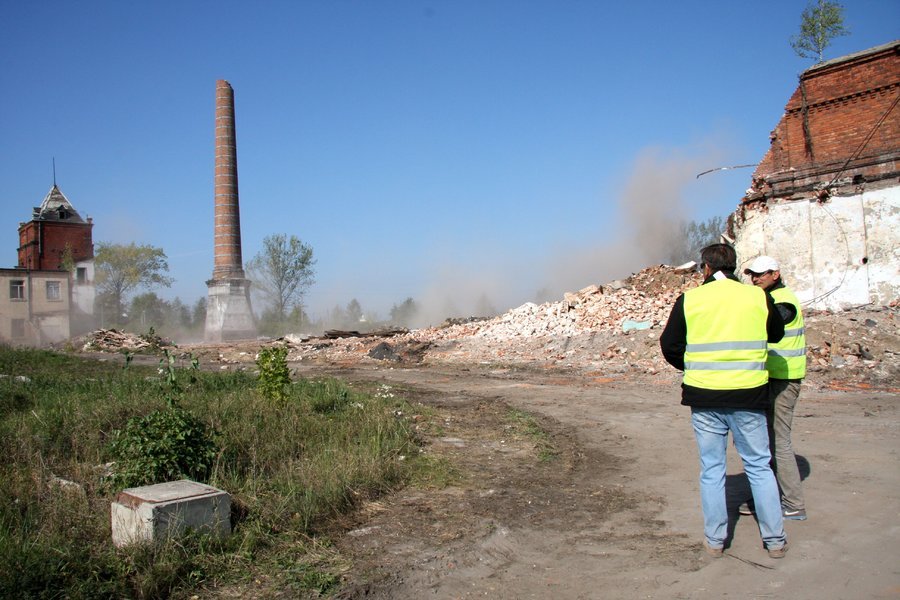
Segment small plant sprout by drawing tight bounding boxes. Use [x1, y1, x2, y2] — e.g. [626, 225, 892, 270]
[256, 346, 291, 403]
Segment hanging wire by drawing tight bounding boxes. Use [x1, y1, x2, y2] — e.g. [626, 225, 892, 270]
[802, 201, 852, 306]
[695, 164, 758, 179]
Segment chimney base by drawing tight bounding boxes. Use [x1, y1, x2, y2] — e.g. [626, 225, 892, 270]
[205, 278, 256, 342]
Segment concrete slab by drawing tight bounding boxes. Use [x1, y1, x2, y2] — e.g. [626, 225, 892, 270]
[111, 479, 231, 547]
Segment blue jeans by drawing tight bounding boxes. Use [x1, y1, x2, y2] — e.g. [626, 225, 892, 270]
[691, 408, 786, 549]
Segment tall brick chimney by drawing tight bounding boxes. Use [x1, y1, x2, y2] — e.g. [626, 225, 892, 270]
[205, 80, 256, 341]
[213, 80, 245, 280]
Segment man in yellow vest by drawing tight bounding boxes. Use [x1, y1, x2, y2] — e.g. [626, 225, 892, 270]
[660, 244, 788, 558]
[743, 255, 807, 521]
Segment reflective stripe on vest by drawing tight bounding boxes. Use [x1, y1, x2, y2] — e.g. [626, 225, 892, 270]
[768, 286, 807, 379]
[686, 340, 768, 352]
[683, 279, 769, 391]
[684, 361, 768, 370]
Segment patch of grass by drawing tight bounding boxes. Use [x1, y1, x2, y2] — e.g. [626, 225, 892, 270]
[277, 538, 345, 595]
[0, 344, 424, 599]
[406, 453, 462, 489]
[505, 408, 559, 462]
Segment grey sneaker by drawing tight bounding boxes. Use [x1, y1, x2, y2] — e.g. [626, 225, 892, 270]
[767, 543, 789, 559]
[738, 501, 755, 515]
[704, 542, 724, 558]
[783, 507, 807, 521]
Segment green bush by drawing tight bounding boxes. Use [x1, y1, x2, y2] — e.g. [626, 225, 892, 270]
[107, 398, 218, 489]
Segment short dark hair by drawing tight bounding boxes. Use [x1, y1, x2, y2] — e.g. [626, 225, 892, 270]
[700, 243, 736, 273]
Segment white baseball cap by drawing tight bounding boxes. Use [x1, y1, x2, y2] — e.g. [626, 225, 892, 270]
[744, 255, 780, 274]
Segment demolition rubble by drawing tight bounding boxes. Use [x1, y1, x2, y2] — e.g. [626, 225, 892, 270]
[72, 265, 899, 390]
[269, 264, 898, 389]
[76, 328, 173, 353]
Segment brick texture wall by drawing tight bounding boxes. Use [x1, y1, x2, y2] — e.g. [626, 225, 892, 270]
[18, 221, 94, 271]
[750, 43, 899, 199]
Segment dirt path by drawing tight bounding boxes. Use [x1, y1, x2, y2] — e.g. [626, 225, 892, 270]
[305, 364, 900, 600]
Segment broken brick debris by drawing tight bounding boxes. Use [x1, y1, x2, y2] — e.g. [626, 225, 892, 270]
[75, 264, 898, 389]
[77, 329, 173, 353]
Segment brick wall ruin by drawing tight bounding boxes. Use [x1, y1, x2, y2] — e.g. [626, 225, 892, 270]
[733, 41, 900, 309]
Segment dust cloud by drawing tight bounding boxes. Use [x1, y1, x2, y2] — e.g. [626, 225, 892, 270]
[402, 144, 728, 328]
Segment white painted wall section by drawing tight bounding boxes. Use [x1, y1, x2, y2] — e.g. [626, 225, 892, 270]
[734, 186, 900, 310]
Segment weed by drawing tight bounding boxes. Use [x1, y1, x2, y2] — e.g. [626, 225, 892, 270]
[256, 346, 291, 403]
[506, 408, 558, 462]
[138, 326, 166, 353]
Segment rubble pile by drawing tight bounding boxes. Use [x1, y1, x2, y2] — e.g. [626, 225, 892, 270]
[801, 308, 900, 385]
[283, 265, 701, 368]
[277, 264, 898, 388]
[390, 265, 698, 352]
[77, 328, 172, 353]
[74, 264, 897, 389]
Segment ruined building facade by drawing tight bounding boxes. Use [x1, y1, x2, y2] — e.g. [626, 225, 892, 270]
[0, 185, 95, 344]
[205, 80, 256, 341]
[732, 40, 899, 309]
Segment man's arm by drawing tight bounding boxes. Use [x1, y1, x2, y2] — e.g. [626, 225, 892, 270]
[765, 293, 785, 343]
[775, 302, 797, 325]
[659, 294, 687, 370]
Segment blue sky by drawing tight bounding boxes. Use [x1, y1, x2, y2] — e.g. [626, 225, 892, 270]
[2, 1, 898, 324]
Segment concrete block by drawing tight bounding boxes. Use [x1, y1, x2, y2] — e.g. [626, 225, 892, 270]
[111, 479, 231, 547]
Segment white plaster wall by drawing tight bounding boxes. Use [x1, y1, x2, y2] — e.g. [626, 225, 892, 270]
[734, 186, 900, 310]
[37, 314, 68, 343]
[72, 259, 95, 315]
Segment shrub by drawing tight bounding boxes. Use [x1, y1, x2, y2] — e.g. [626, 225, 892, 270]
[256, 346, 291, 403]
[107, 398, 218, 489]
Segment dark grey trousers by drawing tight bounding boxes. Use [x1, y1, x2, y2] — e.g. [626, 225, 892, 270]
[767, 379, 805, 511]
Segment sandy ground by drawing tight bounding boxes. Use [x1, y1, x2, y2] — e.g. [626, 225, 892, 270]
[302, 364, 900, 600]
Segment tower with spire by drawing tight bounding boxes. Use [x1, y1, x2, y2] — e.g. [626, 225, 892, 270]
[1, 183, 96, 345]
[18, 184, 94, 271]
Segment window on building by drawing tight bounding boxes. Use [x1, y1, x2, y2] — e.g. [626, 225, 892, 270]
[76, 267, 87, 284]
[10, 279, 25, 300]
[46, 281, 61, 301]
[11, 319, 25, 338]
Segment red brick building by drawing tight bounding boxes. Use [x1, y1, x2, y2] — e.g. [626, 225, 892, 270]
[1, 185, 96, 344]
[18, 184, 94, 272]
[733, 40, 899, 309]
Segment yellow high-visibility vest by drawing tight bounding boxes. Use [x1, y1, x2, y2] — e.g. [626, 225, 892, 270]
[768, 286, 807, 379]
[683, 278, 769, 390]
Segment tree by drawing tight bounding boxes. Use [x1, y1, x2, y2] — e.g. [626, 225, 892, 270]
[191, 297, 207, 329]
[389, 297, 419, 326]
[169, 297, 192, 329]
[94, 242, 174, 325]
[666, 216, 726, 266]
[346, 299, 363, 324]
[129, 292, 169, 329]
[329, 304, 348, 328]
[791, 0, 849, 63]
[246, 234, 316, 321]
